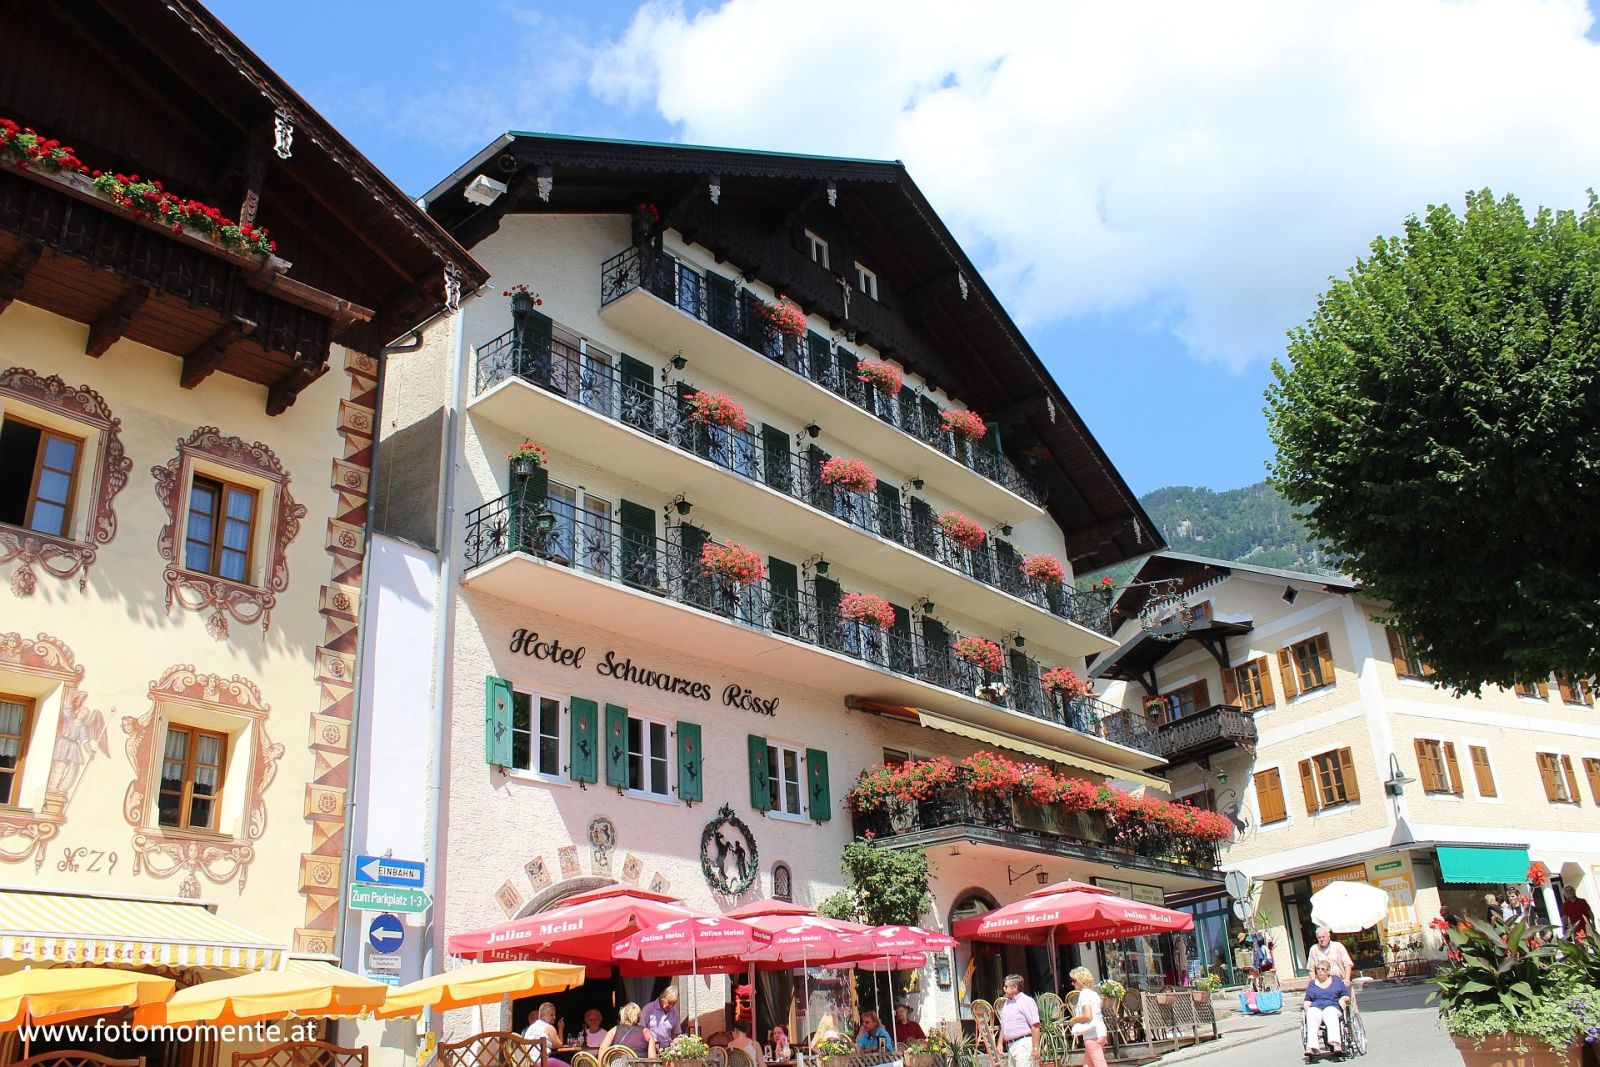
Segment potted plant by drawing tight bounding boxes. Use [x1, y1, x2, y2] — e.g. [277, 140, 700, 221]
[940, 409, 987, 441]
[502, 283, 543, 316]
[953, 636, 1005, 675]
[1019, 553, 1066, 586]
[812, 1037, 853, 1067]
[1432, 915, 1599, 1066]
[1096, 978, 1127, 1010]
[820, 456, 876, 494]
[660, 1033, 711, 1067]
[1192, 973, 1223, 997]
[700, 541, 766, 587]
[900, 1031, 950, 1067]
[839, 592, 896, 629]
[507, 442, 548, 479]
[936, 511, 986, 552]
[757, 298, 808, 340]
[1040, 666, 1091, 700]
[1095, 575, 1116, 600]
[856, 360, 904, 396]
[683, 390, 748, 431]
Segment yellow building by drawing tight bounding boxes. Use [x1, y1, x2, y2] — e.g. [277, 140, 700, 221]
[0, 1, 483, 1062]
[1092, 551, 1600, 981]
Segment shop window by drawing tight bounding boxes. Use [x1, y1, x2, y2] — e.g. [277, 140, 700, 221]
[1556, 673, 1595, 707]
[1223, 657, 1275, 711]
[1298, 747, 1359, 812]
[0, 417, 81, 538]
[1278, 634, 1335, 699]
[1385, 628, 1432, 679]
[855, 263, 878, 300]
[184, 476, 257, 583]
[772, 862, 793, 902]
[1413, 738, 1462, 795]
[157, 724, 226, 831]
[1254, 767, 1287, 824]
[1467, 745, 1497, 797]
[511, 691, 565, 781]
[0, 694, 33, 806]
[627, 715, 672, 799]
[1537, 752, 1581, 804]
[806, 231, 829, 269]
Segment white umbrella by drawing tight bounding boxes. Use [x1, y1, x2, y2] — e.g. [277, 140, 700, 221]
[1310, 880, 1389, 933]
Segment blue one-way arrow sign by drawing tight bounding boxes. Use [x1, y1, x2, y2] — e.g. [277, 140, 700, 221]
[356, 854, 426, 887]
[368, 913, 405, 953]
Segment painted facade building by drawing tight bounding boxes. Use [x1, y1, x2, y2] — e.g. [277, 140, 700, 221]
[1092, 552, 1600, 983]
[0, 1, 483, 1062]
[370, 134, 1223, 1039]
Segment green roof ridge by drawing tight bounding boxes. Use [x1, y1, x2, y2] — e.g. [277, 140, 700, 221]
[505, 130, 899, 167]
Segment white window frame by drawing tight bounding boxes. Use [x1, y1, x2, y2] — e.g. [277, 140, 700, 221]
[806, 230, 829, 270]
[855, 263, 878, 300]
[1413, 734, 1462, 798]
[626, 711, 674, 802]
[547, 481, 614, 578]
[509, 688, 568, 784]
[766, 740, 805, 820]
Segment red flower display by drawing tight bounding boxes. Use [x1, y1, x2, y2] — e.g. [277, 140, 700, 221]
[838, 592, 896, 629]
[756, 299, 807, 339]
[846, 757, 958, 813]
[89, 172, 275, 255]
[700, 541, 766, 586]
[0, 118, 87, 174]
[507, 442, 549, 466]
[502, 283, 543, 302]
[952, 637, 1004, 674]
[937, 511, 987, 551]
[820, 456, 876, 493]
[941, 409, 987, 441]
[856, 360, 904, 396]
[1040, 667, 1091, 699]
[1020, 553, 1067, 586]
[1527, 861, 1548, 887]
[683, 390, 748, 432]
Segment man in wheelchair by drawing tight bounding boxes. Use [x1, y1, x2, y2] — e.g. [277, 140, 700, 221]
[1302, 960, 1353, 1060]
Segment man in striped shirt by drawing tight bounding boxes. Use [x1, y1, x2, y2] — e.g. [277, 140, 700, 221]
[997, 974, 1040, 1067]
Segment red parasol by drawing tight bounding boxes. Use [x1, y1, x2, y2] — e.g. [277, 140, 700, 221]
[952, 886, 1194, 944]
[613, 916, 773, 962]
[448, 885, 705, 968]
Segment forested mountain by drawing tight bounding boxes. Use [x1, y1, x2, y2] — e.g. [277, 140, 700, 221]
[1136, 481, 1341, 574]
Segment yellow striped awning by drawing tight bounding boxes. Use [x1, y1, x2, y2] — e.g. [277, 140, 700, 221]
[915, 710, 1169, 790]
[0, 891, 285, 971]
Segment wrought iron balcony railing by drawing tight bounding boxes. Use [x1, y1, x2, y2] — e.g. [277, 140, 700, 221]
[1153, 704, 1258, 761]
[473, 325, 1113, 636]
[598, 244, 1044, 505]
[852, 772, 1218, 870]
[462, 490, 1158, 757]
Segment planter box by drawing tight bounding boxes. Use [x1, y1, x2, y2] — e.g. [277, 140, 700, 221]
[1449, 1034, 1576, 1067]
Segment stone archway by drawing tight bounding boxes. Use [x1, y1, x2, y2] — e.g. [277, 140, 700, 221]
[512, 876, 616, 920]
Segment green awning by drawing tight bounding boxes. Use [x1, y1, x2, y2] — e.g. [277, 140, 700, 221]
[1436, 846, 1531, 884]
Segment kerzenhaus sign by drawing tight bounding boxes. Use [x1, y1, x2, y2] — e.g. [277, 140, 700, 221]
[508, 628, 779, 716]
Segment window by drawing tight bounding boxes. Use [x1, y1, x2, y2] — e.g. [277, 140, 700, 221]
[0, 695, 32, 806]
[1253, 768, 1287, 825]
[1223, 657, 1276, 711]
[1515, 680, 1551, 701]
[855, 263, 878, 300]
[1556, 673, 1595, 707]
[1468, 745, 1498, 797]
[883, 748, 911, 768]
[1157, 679, 1210, 722]
[1385, 628, 1431, 679]
[627, 715, 671, 799]
[511, 691, 564, 779]
[158, 724, 226, 831]
[772, 862, 793, 902]
[767, 742, 804, 817]
[1177, 788, 1216, 812]
[1583, 758, 1600, 805]
[547, 482, 613, 578]
[1537, 752, 1581, 804]
[1278, 634, 1334, 699]
[184, 475, 256, 583]
[806, 230, 829, 269]
[0, 417, 82, 538]
[1298, 747, 1359, 812]
[1414, 738, 1462, 795]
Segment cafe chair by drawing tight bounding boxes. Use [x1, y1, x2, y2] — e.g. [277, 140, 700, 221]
[599, 1048, 636, 1067]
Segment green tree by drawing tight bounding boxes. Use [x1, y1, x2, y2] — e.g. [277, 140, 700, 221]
[1266, 190, 1600, 691]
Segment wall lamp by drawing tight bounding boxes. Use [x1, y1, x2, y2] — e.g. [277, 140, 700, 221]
[1007, 632, 1025, 649]
[804, 423, 821, 439]
[804, 553, 829, 575]
[915, 597, 935, 614]
[1000, 523, 1014, 537]
[670, 354, 687, 370]
[672, 495, 693, 516]
[912, 477, 925, 491]
[1384, 752, 1417, 798]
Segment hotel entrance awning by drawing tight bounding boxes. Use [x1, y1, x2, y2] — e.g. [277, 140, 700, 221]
[914, 709, 1168, 790]
[0, 890, 285, 971]
[1435, 846, 1532, 884]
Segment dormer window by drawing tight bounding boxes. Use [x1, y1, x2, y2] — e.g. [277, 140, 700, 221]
[855, 263, 878, 300]
[806, 230, 829, 269]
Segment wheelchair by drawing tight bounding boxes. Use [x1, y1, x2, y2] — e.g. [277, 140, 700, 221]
[1301, 999, 1368, 1061]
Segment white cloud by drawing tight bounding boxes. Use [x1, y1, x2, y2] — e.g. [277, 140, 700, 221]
[592, 0, 1600, 368]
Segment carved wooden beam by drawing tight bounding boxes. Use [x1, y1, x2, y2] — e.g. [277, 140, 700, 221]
[85, 285, 150, 357]
[238, 126, 270, 227]
[181, 318, 254, 389]
[266, 358, 329, 416]
[0, 241, 43, 317]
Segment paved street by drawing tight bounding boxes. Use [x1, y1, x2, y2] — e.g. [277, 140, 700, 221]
[1172, 984, 1458, 1067]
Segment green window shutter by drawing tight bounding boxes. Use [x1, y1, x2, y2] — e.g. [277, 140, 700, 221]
[748, 733, 771, 811]
[875, 480, 904, 544]
[922, 618, 950, 685]
[485, 675, 513, 767]
[920, 396, 944, 448]
[814, 575, 843, 651]
[806, 331, 831, 383]
[568, 697, 599, 783]
[806, 749, 832, 821]
[604, 704, 630, 787]
[889, 603, 913, 674]
[834, 347, 860, 403]
[909, 497, 936, 557]
[677, 721, 703, 803]
[508, 461, 548, 554]
[619, 500, 657, 590]
[619, 354, 654, 431]
[769, 556, 799, 636]
[994, 538, 1019, 583]
[804, 444, 832, 509]
[678, 522, 711, 608]
[899, 390, 921, 435]
[707, 272, 736, 335]
[517, 309, 554, 383]
[675, 382, 711, 458]
[761, 423, 792, 493]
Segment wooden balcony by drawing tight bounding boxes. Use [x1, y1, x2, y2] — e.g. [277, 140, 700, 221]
[1153, 704, 1257, 764]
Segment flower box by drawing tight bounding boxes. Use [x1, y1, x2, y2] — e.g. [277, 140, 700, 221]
[1040, 667, 1091, 699]
[756, 299, 807, 339]
[937, 511, 986, 552]
[857, 360, 904, 396]
[1020, 553, 1066, 586]
[700, 541, 766, 586]
[820, 456, 876, 494]
[508, 442, 549, 474]
[839, 592, 896, 629]
[683, 390, 748, 431]
[952, 637, 1004, 674]
[941, 409, 987, 441]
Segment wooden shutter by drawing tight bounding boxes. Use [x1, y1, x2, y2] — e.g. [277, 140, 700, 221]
[835, 347, 860, 403]
[1277, 647, 1300, 701]
[1219, 665, 1240, 707]
[1254, 768, 1287, 824]
[707, 271, 736, 334]
[814, 575, 842, 627]
[518, 308, 554, 381]
[484, 676, 513, 767]
[806, 330, 832, 382]
[677, 721, 703, 803]
[568, 697, 599, 784]
[1539, 679, 1551, 699]
[920, 396, 945, 452]
[619, 354, 654, 431]
[1413, 739, 1440, 793]
[1298, 759, 1321, 813]
[908, 497, 936, 557]
[619, 499, 657, 590]
[1537, 753, 1561, 801]
[604, 704, 629, 788]
[1557, 674, 1577, 704]
[888, 603, 913, 674]
[1337, 748, 1360, 802]
[1562, 755, 1582, 805]
[1469, 745, 1497, 797]
[1193, 678, 1211, 709]
[678, 522, 711, 608]
[748, 734, 771, 811]
[1314, 634, 1336, 689]
[761, 423, 792, 493]
[676, 383, 711, 458]
[804, 444, 831, 509]
[1255, 657, 1276, 706]
[806, 748, 831, 821]
[768, 557, 799, 636]
[1442, 742, 1463, 795]
[993, 539, 1020, 585]
[875, 480, 904, 543]
[1584, 758, 1600, 805]
[1385, 628, 1409, 676]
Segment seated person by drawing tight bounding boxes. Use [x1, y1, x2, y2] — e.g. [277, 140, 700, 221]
[603, 1002, 660, 1058]
[811, 1014, 843, 1048]
[580, 1009, 609, 1049]
[855, 1011, 893, 1052]
[1301, 961, 1350, 1057]
[769, 1025, 792, 1058]
[705, 1030, 734, 1048]
[523, 1003, 572, 1067]
[893, 1005, 925, 1042]
[728, 1020, 767, 1066]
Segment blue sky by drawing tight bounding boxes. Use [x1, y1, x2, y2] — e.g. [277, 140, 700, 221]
[209, 1, 1600, 498]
